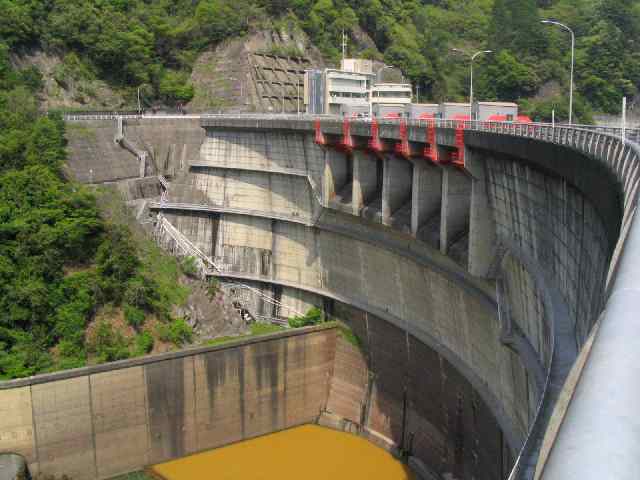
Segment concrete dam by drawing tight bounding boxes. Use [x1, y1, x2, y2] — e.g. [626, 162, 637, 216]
[1, 114, 638, 480]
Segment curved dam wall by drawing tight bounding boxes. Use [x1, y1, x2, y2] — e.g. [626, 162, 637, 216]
[0, 326, 335, 480]
[154, 117, 619, 479]
[325, 302, 510, 480]
[54, 115, 627, 479]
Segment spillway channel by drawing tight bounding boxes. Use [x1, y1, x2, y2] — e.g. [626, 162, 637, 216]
[150, 424, 414, 480]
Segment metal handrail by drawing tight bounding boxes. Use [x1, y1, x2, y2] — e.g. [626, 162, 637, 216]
[62, 110, 640, 142]
[154, 215, 305, 321]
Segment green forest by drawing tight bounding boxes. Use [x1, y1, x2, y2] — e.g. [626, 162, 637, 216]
[0, 45, 196, 379]
[2, 0, 639, 119]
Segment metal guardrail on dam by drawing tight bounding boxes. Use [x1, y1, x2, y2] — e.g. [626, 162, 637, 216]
[62, 111, 204, 121]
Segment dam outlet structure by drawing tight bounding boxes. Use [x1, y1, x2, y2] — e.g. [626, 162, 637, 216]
[1, 113, 639, 480]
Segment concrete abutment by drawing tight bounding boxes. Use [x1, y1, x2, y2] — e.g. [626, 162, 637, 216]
[411, 162, 442, 239]
[382, 155, 413, 229]
[466, 149, 497, 277]
[439, 166, 471, 258]
[352, 150, 381, 217]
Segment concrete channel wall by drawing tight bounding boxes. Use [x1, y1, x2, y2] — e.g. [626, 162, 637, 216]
[0, 326, 336, 480]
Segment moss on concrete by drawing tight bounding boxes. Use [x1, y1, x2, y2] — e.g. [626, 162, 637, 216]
[205, 322, 286, 347]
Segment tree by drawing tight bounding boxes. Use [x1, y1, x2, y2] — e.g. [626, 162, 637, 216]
[0, 0, 35, 47]
[96, 225, 139, 301]
[195, 0, 254, 43]
[477, 50, 540, 101]
[25, 117, 66, 171]
[489, 0, 546, 58]
[288, 307, 323, 328]
[600, 0, 640, 38]
[158, 70, 194, 104]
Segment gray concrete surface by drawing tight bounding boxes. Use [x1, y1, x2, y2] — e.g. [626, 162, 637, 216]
[352, 150, 379, 216]
[0, 326, 336, 480]
[382, 155, 412, 226]
[439, 166, 471, 255]
[0, 454, 27, 480]
[60, 115, 639, 480]
[411, 162, 442, 237]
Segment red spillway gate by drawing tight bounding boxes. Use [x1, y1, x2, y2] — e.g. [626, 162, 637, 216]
[451, 121, 465, 168]
[394, 119, 410, 158]
[341, 118, 354, 151]
[368, 118, 383, 153]
[424, 120, 438, 163]
[314, 119, 326, 145]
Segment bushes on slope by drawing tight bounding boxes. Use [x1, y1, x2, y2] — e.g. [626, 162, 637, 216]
[0, 54, 192, 379]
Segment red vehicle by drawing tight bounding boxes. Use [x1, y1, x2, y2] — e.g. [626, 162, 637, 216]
[486, 114, 533, 124]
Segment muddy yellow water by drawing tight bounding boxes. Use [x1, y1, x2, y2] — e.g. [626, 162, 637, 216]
[151, 424, 413, 480]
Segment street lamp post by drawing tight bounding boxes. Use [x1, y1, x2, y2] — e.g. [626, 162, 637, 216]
[452, 48, 492, 120]
[542, 20, 575, 125]
[370, 64, 395, 118]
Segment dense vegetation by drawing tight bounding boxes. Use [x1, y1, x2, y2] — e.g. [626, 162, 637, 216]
[2, 0, 639, 119]
[0, 46, 193, 379]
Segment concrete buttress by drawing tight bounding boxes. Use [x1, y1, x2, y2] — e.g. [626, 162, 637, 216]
[411, 162, 442, 236]
[352, 150, 378, 216]
[323, 149, 348, 207]
[466, 149, 497, 277]
[382, 155, 412, 226]
[440, 166, 472, 255]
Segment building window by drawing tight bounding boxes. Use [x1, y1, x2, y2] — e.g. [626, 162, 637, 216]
[373, 91, 411, 98]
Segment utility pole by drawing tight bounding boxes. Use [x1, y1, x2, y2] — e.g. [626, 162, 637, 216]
[451, 48, 492, 120]
[622, 96, 627, 142]
[542, 20, 575, 125]
[416, 84, 420, 103]
[282, 82, 285, 113]
[137, 87, 141, 116]
[341, 30, 347, 64]
[297, 77, 300, 115]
